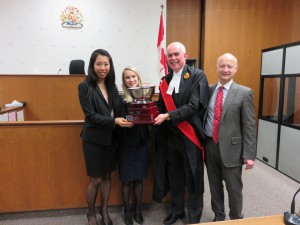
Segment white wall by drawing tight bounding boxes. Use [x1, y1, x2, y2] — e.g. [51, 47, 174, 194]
[0, 0, 166, 88]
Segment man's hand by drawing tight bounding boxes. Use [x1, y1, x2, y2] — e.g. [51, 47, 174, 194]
[244, 159, 255, 170]
[154, 113, 170, 125]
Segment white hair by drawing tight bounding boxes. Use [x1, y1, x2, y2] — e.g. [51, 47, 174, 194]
[167, 42, 186, 53]
[217, 53, 238, 66]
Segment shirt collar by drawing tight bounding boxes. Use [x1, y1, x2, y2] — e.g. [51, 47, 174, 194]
[216, 79, 233, 91]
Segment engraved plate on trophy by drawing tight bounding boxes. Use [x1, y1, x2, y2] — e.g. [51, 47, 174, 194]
[126, 86, 159, 124]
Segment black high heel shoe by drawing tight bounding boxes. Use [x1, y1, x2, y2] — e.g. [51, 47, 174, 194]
[124, 209, 133, 225]
[87, 212, 98, 225]
[133, 209, 144, 224]
[133, 203, 143, 224]
[99, 209, 113, 225]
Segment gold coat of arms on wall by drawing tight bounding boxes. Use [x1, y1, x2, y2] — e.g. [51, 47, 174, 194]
[60, 6, 83, 28]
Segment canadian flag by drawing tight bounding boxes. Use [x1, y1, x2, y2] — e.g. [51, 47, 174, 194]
[157, 7, 204, 156]
[157, 9, 168, 77]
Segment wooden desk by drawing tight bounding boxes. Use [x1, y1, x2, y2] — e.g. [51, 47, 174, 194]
[192, 214, 284, 225]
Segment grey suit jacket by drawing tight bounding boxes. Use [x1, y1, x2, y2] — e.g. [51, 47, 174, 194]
[209, 81, 257, 167]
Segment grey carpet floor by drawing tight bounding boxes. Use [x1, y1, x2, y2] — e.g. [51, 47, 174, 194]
[0, 160, 299, 225]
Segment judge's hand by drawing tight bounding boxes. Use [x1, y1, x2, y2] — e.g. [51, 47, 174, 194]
[154, 113, 170, 125]
[115, 117, 134, 128]
[244, 159, 255, 170]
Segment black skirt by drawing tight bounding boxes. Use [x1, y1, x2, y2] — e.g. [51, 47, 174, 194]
[118, 125, 149, 181]
[82, 141, 117, 177]
[118, 142, 148, 181]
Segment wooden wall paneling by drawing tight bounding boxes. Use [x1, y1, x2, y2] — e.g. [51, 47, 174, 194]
[203, 0, 300, 119]
[0, 75, 85, 121]
[262, 78, 280, 117]
[0, 125, 86, 212]
[0, 123, 156, 212]
[167, 0, 201, 60]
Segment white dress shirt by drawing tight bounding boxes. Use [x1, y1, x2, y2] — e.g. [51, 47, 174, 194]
[205, 80, 233, 137]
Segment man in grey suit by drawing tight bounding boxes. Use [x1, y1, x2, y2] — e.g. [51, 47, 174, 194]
[204, 53, 257, 221]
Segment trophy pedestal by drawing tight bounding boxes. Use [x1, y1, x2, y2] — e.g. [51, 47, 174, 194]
[126, 101, 159, 124]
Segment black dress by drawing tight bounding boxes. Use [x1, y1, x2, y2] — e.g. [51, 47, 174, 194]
[118, 104, 150, 181]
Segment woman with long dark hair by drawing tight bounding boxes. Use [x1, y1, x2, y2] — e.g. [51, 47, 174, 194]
[78, 49, 133, 225]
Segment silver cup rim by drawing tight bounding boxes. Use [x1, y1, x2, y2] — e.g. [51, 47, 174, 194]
[127, 85, 155, 90]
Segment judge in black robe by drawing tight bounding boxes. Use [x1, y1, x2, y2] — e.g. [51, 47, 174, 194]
[153, 42, 209, 225]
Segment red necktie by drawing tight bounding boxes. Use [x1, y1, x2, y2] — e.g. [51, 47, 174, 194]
[212, 86, 223, 143]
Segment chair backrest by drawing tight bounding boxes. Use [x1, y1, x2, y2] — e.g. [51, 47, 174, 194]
[69, 59, 85, 75]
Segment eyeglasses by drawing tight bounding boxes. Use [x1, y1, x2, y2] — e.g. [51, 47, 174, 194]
[217, 64, 236, 70]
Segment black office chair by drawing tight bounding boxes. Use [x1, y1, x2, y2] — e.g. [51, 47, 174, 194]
[69, 59, 85, 75]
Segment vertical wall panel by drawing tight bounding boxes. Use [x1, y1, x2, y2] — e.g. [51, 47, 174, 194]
[278, 126, 300, 182]
[167, 0, 201, 60]
[256, 120, 278, 168]
[203, 0, 300, 116]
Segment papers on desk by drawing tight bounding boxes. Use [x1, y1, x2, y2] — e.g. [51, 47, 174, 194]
[8, 112, 16, 121]
[17, 110, 24, 121]
[0, 110, 24, 121]
[0, 113, 9, 121]
[4, 100, 23, 108]
[0, 100, 25, 121]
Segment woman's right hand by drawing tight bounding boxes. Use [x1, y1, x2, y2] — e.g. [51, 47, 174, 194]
[115, 117, 134, 128]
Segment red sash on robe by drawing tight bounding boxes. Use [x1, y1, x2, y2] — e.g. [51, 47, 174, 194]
[159, 79, 204, 159]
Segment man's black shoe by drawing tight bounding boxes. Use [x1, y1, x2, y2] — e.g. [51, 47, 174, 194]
[163, 213, 185, 225]
[212, 217, 225, 222]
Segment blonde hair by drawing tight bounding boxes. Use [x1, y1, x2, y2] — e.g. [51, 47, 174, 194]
[121, 66, 143, 102]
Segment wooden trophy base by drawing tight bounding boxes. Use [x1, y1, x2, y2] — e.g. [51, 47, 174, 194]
[126, 101, 159, 124]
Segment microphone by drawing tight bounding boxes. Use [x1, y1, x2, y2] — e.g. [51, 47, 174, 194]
[291, 188, 300, 214]
[57, 68, 61, 75]
[284, 188, 300, 225]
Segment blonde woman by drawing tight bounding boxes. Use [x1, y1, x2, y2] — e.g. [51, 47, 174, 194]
[118, 66, 150, 225]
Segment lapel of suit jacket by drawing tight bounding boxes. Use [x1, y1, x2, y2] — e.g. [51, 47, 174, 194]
[209, 84, 217, 100]
[222, 81, 237, 119]
[203, 84, 217, 123]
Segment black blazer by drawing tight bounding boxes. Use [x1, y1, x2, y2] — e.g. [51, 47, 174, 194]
[78, 80, 124, 146]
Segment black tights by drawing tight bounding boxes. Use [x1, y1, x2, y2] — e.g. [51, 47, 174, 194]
[122, 180, 143, 211]
[86, 172, 112, 223]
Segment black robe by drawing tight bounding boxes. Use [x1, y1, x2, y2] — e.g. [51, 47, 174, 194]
[152, 64, 209, 202]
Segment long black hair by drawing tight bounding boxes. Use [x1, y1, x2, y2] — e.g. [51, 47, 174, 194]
[86, 49, 120, 115]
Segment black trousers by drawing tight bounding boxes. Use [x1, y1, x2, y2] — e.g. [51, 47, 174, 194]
[166, 129, 203, 223]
